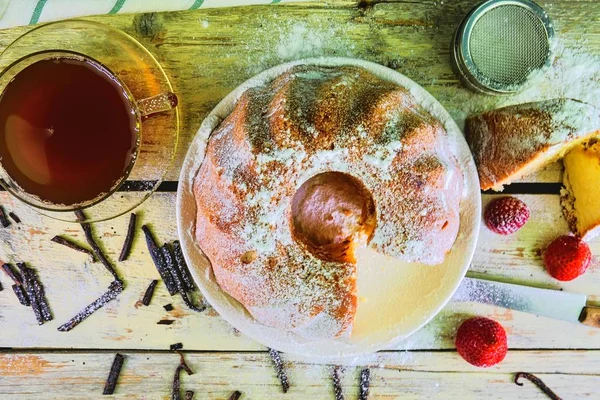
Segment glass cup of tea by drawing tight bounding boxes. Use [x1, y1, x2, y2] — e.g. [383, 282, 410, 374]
[0, 21, 179, 223]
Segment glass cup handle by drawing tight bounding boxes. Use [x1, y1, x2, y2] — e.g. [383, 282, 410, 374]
[137, 92, 178, 118]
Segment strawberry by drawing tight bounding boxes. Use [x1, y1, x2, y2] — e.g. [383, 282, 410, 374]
[455, 317, 507, 368]
[544, 235, 591, 281]
[484, 197, 529, 235]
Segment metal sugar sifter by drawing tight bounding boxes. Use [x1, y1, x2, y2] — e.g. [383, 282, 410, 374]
[452, 0, 555, 95]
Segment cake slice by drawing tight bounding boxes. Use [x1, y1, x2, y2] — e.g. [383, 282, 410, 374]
[466, 99, 600, 191]
[561, 138, 600, 240]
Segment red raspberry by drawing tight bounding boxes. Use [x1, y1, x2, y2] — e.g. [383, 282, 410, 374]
[455, 317, 507, 368]
[544, 235, 591, 281]
[484, 197, 529, 235]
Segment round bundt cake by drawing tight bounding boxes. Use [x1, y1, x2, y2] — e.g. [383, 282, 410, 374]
[193, 64, 462, 338]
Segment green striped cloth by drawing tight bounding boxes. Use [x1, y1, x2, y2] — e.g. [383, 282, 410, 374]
[0, 0, 307, 28]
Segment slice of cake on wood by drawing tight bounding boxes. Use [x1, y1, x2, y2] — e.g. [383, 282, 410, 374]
[465, 99, 600, 191]
[561, 138, 600, 240]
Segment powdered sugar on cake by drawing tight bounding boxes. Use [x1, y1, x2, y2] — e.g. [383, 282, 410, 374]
[193, 65, 463, 338]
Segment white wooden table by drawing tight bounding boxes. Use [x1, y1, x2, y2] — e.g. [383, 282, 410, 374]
[0, 1, 599, 398]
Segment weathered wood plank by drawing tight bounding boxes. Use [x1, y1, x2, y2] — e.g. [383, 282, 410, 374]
[474, 195, 599, 297]
[0, 0, 597, 396]
[0, 0, 595, 182]
[80, 0, 600, 183]
[0, 350, 597, 399]
[0, 192, 598, 350]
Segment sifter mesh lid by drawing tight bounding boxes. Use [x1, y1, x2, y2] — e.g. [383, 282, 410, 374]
[454, 0, 554, 94]
[470, 5, 549, 86]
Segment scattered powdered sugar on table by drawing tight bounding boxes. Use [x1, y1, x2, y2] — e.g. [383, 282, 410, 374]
[505, 41, 600, 107]
[275, 23, 341, 61]
[445, 38, 600, 129]
[242, 19, 357, 74]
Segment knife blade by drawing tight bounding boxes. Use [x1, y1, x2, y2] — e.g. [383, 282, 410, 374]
[452, 277, 594, 325]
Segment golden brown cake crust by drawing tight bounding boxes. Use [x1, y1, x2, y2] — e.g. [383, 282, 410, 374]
[466, 107, 552, 190]
[466, 99, 600, 191]
[194, 65, 462, 338]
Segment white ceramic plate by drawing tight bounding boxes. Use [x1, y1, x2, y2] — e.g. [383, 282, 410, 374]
[177, 57, 481, 362]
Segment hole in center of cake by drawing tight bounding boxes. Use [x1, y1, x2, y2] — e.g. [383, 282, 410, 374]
[291, 171, 376, 263]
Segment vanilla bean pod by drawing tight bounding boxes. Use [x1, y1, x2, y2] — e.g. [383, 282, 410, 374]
[170, 343, 183, 351]
[75, 210, 119, 281]
[118, 213, 137, 262]
[161, 244, 205, 312]
[31, 273, 52, 322]
[51, 236, 96, 262]
[514, 372, 562, 400]
[12, 284, 29, 306]
[17, 263, 52, 324]
[0, 206, 10, 227]
[140, 279, 159, 306]
[359, 368, 370, 400]
[103, 353, 125, 395]
[58, 280, 123, 332]
[172, 353, 194, 400]
[8, 212, 20, 224]
[3, 263, 29, 306]
[2, 263, 23, 285]
[268, 348, 290, 393]
[141, 225, 177, 295]
[332, 366, 344, 400]
[228, 391, 242, 400]
[180, 291, 206, 313]
[172, 240, 195, 292]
